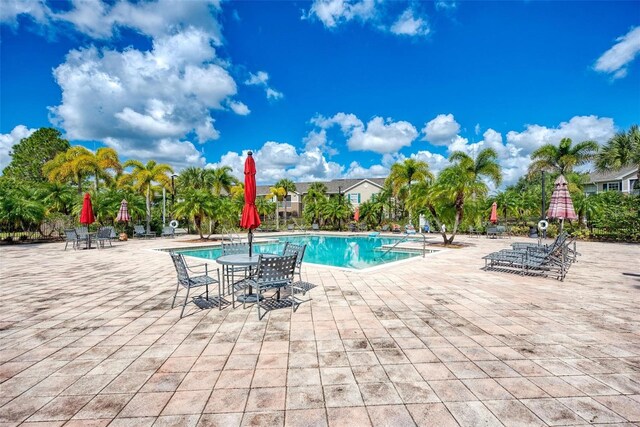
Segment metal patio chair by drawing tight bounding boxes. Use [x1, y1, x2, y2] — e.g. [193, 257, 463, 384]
[96, 227, 113, 248]
[236, 254, 298, 320]
[169, 252, 222, 318]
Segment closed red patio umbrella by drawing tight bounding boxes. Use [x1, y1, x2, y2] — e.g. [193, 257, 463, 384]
[354, 207, 360, 222]
[490, 202, 498, 224]
[240, 151, 261, 257]
[80, 193, 95, 225]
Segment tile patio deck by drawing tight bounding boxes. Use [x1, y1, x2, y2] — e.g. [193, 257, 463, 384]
[1, 233, 639, 426]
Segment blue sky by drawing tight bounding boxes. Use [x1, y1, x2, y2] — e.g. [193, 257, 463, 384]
[1, 0, 639, 187]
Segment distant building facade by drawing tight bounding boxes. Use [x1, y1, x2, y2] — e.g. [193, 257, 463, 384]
[584, 166, 639, 195]
[256, 177, 386, 218]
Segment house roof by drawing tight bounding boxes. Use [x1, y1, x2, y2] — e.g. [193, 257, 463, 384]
[587, 166, 638, 184]
[256, 177, 386, 196]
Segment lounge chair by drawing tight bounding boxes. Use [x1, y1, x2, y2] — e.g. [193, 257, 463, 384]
[169, 252, 222, 317]
[134, 225, 154, 238]
[311, 223, 320, 231]
[381, 224, 390, 232]
[161, 226, 175, 238]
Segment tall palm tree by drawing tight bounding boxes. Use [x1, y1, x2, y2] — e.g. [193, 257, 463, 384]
[321, 194, 352, 230]
[43, 146, 95, 194]
[274, 178, 296, 227]
[267, 186, 287, 230]
[435, 148, 502, 244]
[119, 160, 174, 233]
[177, 167, 213, 191]
[595, 124, 640, 188]
[43, 146, 121, 193]
[210, 166, 237, 196]
[386, 158, 433, 222]
[303, 182, 327, 225]
[528, 137, 599, 176]
[173, 189, 217, 238]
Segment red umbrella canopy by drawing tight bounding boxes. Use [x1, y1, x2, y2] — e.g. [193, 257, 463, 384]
[354, 207, 360, 222]
[490, 202, 498, 224]
[240, 152, 261, 230]
[80, 193, 95, 225]
[547, 175, 578, 220]
[116, 199, 130, 222]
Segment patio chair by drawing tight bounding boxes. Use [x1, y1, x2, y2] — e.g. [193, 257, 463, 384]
[63, 229, 85, 250]
[161, 226, 175, 238]
[282, 242, 307, 283]
[381, 224, 390, 232]
[468, 226, 480, 237]
[236, 254, 298, 320]
[96, 227, 113, 248]
[169, 252, 222, 318]
[311, 223, 320, 231]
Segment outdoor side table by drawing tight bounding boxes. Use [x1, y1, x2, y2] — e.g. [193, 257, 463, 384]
[216, 254, 261, 302]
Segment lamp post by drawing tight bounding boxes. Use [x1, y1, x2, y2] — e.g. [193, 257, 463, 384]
[338, 185, 342, 231]
[170, 174, 177, 221]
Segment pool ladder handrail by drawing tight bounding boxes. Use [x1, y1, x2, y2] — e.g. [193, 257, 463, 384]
[377, 232, 428, 258]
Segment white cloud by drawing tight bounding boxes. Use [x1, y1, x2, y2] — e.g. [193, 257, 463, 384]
[390, 9, 430, 37]
[435, 1, 457, 11]
[49, 28, 238, 164]
[209, 141, 343, 184]
[306, 0, 430, 38]
[0, 125, 37, 172]
[0, 0, 50, 27]
[307, 0, 376, 28]
[421, 113, 461, 146]
[228, 100, 250, 115]
[506, 115, 615, 155]
[245, 71, 284, 101]
[594, 26, 640, 79]
[313, 113, 417, 154]
[410, 150, 449, 175]
[344, 161, 389, 178]
[2, 0, 223, 44]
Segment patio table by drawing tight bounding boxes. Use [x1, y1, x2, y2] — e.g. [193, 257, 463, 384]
[216, 253, 262, 303]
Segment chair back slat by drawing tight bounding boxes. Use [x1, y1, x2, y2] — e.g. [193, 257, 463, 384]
[222, 242, 249, 255]
[256, 254, 297, 287]
[170, 252, 190, 287]
[64, 229, 77, 240]
[282, 242, 306, 267]
[75, 226, 88, 238]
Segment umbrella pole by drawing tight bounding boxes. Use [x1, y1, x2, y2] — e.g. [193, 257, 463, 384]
[248, 229, 253, 257]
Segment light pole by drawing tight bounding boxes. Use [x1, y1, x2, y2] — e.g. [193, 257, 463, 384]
[171, 174, 177, 220]
[338, 186, 342, 231]
[541, 171, 546, 238]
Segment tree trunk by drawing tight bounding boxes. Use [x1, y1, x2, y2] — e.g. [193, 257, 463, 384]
[275, 203, 279, 230]
[145, 186, 151, 234]
[448, 194, 464, 245]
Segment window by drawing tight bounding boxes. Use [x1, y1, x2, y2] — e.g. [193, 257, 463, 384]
[604, 181, 621, 191]
[348, 193, 360, 203]
[630, 179, 638, 193]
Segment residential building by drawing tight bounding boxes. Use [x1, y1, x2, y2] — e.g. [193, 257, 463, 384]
[257, 177, 387, 218]
[584, 166, 639, 195]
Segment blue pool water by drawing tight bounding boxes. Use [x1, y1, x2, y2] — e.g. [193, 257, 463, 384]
[176, 235, 422, 269]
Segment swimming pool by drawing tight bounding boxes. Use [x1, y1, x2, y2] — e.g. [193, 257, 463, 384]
[175, 235, 424, 270]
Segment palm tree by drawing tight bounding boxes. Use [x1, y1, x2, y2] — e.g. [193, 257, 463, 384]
[39, 182, 75, 215]
[173, 189, 217, 238]
[177, 167, 213, 191]
[43, 146, 121, 193]
[303, 182, 327, 225]
[321, 194, 352, 230]
[595, 125, 640, 188]
[274, 178, 296, 227]
[210, 166, 237, 196]
[79, 147, 122, 191]
[43, 146, 95, 194]
[435, 148, 502, 244]
[267, 185, 287, 230]
[256, 196, 275, 222]
[119, 160, 174, 233]
[386, 158, 433, 223]
[529, 137, 599, 176]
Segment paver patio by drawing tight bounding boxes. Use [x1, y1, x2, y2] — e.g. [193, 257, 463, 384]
[1, 233, 639, 426]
